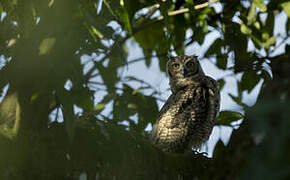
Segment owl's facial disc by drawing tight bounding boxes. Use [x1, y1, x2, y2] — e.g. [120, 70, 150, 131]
[183, 59, 198, 77]
[167, 56, 204, 93]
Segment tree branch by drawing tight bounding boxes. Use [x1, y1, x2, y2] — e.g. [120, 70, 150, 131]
[85, 0, 220, 80]
[156, 0, 220, 20]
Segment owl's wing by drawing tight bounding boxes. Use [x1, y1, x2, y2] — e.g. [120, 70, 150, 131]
[175, 78, 220, 148]
[150, 92, 185, 143]
[157, 94, 175, 118]
[150, 94, 175, 140]
[150, 78, 220, 152]
[205, 76, 220, 121]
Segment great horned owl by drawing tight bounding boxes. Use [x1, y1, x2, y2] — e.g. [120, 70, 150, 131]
[150, 55, 220, 153]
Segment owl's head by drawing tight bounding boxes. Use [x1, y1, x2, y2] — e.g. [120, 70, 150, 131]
[167, 55, 205, 93]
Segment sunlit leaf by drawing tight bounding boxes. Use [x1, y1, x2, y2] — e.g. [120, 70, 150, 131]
[95, 103, 105, 111]
[128, 103, 137, 109]
[254, 0, 267, 12]
[48, 0, 54, 7]
[30, 93, 39, 102]
[262, 32, 270, 41]
[39, 38, 56, 55]
[241, 24, 252, 35]
[254, 21, 260, 30]
[281, 1, 290, 17]
[247, 3, 256, 24]
[91, 26, 104, 39]
[7, 38, 16, 47]
[120, 6, 132, 34]
[264, 36, 276, 49]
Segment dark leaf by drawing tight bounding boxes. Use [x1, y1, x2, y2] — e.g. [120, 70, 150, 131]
[264, 11, 274, 37]
[216, 54, 228, 70]
[213, 140, 226, 158]
[205, 38, 223, 57]
[229, 93, 248, 108]
[216, 110, 244, 126]
[241, 71, 261, 92]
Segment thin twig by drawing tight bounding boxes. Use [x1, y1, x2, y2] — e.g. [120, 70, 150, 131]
[145, 4, 160, 19]
[86, 0, 220, 79]
[156, 0, 220, 20]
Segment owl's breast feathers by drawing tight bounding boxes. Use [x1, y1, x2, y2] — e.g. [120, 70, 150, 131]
[150, 76, 220, 153]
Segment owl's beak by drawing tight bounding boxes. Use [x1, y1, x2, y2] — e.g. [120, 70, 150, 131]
[183, 67, 191, 77]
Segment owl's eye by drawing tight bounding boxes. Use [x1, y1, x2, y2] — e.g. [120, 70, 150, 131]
[171, 63, 180, 70]
[186, 61, 195, 68]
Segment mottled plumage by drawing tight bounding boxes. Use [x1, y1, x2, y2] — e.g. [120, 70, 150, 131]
[150, 55, 220, 153]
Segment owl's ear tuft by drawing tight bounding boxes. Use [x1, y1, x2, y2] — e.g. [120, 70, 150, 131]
[191, 55, 199, 60]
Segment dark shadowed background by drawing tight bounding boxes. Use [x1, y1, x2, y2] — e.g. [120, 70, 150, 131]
[0, 0, 290, 179]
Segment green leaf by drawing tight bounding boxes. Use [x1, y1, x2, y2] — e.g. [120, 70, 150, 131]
[127, 103, 137, 109]
[247, 3, 256, 24]
[48, 0, 54, 7]
[216, 111, 244, 126]
[145, 55, 151, 67]
[262, 32, 270, 41]
[250, 35, 263, 49]
[213, 140, 226, 158]
[185, 0, 194, 5]
[158, 55, 168, 72]
[30, 93, 39, 102]
[216, 54, 228, 70]
[39, 38, 56, 55]
[91, 26, 104, 39]
[217, 79, 225, 91]
[205, 38, 222, 56]
[241, 71, 261, 92]
[241, 24, 252, 35]
[0, 5, 3, 15]
[254, 0, 267, 12]
[254, 21, 260, 30]
[281, 2, 290, 17]
[120, 7, 132, 34]
[95, 103, 105, 111]
[135, 95, 158, 130]
[264, 12, 274, 36]
[134, 22, 169, 62]
[229, 93, 248, 108]
[264, 36, 276, 49]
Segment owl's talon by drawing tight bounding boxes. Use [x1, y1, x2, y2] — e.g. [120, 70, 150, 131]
[192, 150, 208, 156]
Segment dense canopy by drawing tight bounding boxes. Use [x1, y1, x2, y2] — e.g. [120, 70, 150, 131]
[0, 0, 290, 179]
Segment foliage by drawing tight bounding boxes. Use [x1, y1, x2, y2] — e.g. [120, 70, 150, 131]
[0, 0, 289, 179]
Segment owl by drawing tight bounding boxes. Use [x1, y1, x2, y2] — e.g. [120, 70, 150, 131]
[150, 55, 220, 153]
